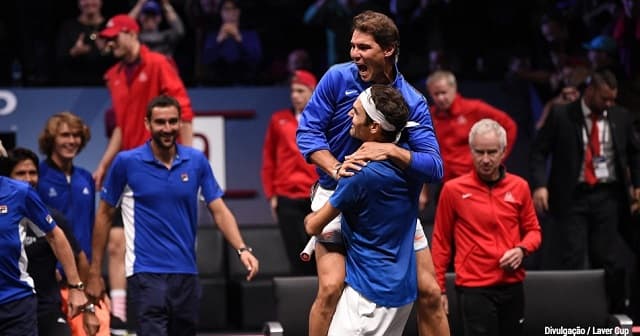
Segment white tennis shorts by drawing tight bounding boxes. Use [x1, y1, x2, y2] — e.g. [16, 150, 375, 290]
[328, 285, 413, 336]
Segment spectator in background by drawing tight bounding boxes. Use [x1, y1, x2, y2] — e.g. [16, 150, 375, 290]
[432, 118, 541, 336]
[613, 0, 640, 79]
[530, 69, 640, 313]
[261, 70, 318, 276]
[265, 48, 314, 86]
[56, 0, 114, 85]
[536, 64, 590, 130]
[427, 70, 518, 182]
[509, 13, 581, 102]
[287, 49, 313, 75]
[92, 14, 194, 333]
[36, 112, 110, 336]
[303, 0, 351, 68]
[128, 0, 185, 58]
[583, 34, 626, 80]
[200, 0, 262, 85]
[14, 0, 58, 85]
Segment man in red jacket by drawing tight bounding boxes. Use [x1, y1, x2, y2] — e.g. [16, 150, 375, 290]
[261, 70, 319, 275]
[427, 70, 517, 181]
[432, 118, 541, 336]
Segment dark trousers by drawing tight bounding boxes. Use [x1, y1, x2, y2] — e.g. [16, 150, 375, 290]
[0, 295, 37, 336]
[276, 196, 315, 275]
[129, 273, 201, 336]
[37, 310, 71, 336]
[556, 183, 627, 312]
[456, 283, 524, 336]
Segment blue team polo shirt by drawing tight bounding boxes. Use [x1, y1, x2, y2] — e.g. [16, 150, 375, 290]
[297, 61, 443, 190]
[101, 142, 223, 277]
[0, 177, 56, 304]
[37, 160, 95, 259]
[329, 161, 419, 307]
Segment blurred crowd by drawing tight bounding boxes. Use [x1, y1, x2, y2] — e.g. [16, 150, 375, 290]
[0, 0, 638, 91]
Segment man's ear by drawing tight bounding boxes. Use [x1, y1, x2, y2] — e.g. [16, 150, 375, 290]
[383, 45, 395, 58]
[369, 122, 381, 135]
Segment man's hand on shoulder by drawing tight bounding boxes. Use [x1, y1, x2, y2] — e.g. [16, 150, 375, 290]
[336, 156, 366, 179]
[347, 141, 411, 170]
[346, 141, 394, 162]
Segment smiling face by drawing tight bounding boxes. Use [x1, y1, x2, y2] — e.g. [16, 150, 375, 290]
[146, 105, 181, 150]
[348, 98, 374, 141]
[51, 122, 83, 165]
[350, 29, 393, 84]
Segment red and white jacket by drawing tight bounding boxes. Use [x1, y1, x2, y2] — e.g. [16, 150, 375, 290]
[432, 169, 541, 292]
[261, 109, 317, 200]
[105, 45, 193, 150]
[431, 94, 517, 181]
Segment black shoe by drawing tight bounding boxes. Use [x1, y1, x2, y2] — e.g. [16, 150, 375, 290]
[110, 315, 128, 336]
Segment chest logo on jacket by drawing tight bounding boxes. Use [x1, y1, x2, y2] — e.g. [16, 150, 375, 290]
[48, 188, 57, 198]
[344, 89, 358, 96]
[138, 72, 148, 83]
[504, 191, 516, 203]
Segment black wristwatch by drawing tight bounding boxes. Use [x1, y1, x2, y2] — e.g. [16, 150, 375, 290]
[68, 281, 85, 291]
[237, 246, 253, 257]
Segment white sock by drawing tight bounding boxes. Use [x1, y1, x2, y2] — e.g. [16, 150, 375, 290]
[110, 289, 127, 322]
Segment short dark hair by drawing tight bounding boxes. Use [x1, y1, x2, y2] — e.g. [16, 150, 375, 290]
[146, 95, 182, 120]
[367, 84, 409, 142]
[352, 11, 400, 59]
[587, 69, 618, 90]
[0, 147, 39, 177]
